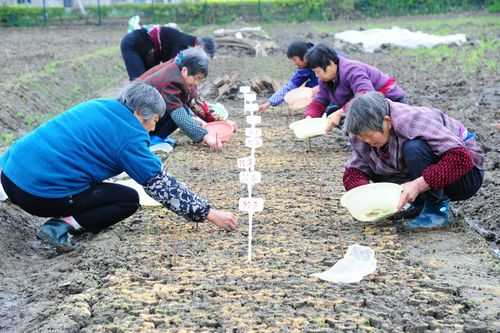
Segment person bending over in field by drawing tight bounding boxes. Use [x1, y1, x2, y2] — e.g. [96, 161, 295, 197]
[121, 24, 216, 81]
[0, 82, 237, 253]
[342, 92, 483, 231]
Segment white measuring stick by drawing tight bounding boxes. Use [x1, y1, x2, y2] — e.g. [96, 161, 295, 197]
[245, 127, 262, 138]
[239, 171, 261, 185]
[245, 137, 263, 149]
[244, 92, 257, 103]
[239, 197, 264, 213]
[239, 86, 251, 94]
[246, 115, 261, 126]
[248, 212, 253, 262]
[237, 156, 255, 171]
[244, 102, 258, 115]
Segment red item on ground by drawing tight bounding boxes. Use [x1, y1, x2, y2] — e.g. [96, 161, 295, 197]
[197, 101, 216, 122]
[203, 121, 235, 143]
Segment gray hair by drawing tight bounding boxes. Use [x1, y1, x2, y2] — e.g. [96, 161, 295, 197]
[118, 81, 166, 119]
[343, 92, 389, 135]
[175, 47, 209, 77]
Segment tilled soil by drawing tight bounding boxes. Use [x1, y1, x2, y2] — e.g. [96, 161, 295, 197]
[1, 15, 499, 333]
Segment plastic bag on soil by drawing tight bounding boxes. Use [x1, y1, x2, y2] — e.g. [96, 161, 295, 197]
[312, 244, 376, 283]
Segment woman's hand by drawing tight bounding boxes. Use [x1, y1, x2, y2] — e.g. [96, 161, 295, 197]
[226, 120, 238, 132]
[325, 109, 344, 132]
[203, 132, 223, 151]
[398, 177, 429, 210]
[258, 101, 271, 113]
[207, 209, 238, 231]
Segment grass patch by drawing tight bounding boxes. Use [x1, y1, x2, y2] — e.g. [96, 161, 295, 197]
[0, 46, 125, 146]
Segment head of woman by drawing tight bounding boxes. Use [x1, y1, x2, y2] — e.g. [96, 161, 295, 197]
[287, 41, 314, 68]
[304, 43, 339, 82]
[196, 36, 216, 59]
[344, 92, 392, 149]
[119, 81, 166, 132]
[175, 47, 209, 89]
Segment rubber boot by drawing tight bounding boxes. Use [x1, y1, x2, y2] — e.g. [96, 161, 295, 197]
[389, 202, 424, 221]
[37, 218, 77, 252]
[400, 200, 451, 231]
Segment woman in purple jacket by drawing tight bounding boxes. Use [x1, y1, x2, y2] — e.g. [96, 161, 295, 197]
[304, 44, 406, 131]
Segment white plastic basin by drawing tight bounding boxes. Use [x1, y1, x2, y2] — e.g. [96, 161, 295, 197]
[289, 117, 328, 139]
[340, 183, 402, 222]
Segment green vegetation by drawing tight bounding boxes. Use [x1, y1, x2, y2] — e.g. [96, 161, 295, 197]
[487, 0, 500, 12]
[1, 0, 496, 27]
[0, 47, 124, 146]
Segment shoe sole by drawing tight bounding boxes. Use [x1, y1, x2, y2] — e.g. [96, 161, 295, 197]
[396, 223, 453, 233]
[37, 231, 76, 253]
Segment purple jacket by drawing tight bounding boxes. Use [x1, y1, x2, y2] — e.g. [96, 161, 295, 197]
[305, 57, 405, 117]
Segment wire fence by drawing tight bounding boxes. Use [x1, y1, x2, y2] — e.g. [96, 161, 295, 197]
[0, 0, 492, 27]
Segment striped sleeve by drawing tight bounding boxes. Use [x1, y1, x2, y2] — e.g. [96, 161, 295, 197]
[170, 107, 208, 142]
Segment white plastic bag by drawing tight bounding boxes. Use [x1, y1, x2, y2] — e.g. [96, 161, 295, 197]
[312, 244, 376, 283]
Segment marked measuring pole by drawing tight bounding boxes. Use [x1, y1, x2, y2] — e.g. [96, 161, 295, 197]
[239, 197, 265, 262]
[238, 86, 265, 263]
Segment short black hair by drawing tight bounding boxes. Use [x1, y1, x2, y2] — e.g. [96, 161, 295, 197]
[200, 36, 216, 58]
[304, 43, 339, 70]
[286, 41, 314, 60]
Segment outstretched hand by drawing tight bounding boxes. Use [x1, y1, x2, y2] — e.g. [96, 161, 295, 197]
[325, 109, 344, 133]
[398, 177, 429, 210]
[203, 133, 223, 151]
[258, 101, 271, 113]
[207, 209, 238, 231]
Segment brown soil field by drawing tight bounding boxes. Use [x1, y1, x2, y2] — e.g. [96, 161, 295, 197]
[0, 14, 499, 332]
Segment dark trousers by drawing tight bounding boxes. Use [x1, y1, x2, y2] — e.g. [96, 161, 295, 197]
[1, 173, 139, 233]
[120, 29, 155, 81]
[402, 139, 483, 203]
[151, 113, 178, 139]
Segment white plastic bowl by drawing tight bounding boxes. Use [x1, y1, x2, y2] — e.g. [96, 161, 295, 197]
[289, 117, 327, 139]
[340, 183, 402, 222]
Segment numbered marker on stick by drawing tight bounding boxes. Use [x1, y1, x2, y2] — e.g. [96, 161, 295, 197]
[237, 156, 256, 170]
[245, 93, 257, 102]
[245, 128, 262, 138]
[239, 171, 261, 185]
[239, 86, 251, 94]
[244, 103, 258, 114]
[246, 115, 261, 126]
[245, 137, 263, 149]
[239, 197, 265, 213]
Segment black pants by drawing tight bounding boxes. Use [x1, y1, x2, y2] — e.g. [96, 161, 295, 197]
[1, 173, 139, 233]
[375, 139, 483, 203]
[120, 29, 156, 81]
[151, 113, 178, 138]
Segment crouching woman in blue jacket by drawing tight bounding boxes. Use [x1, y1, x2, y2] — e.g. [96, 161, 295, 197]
[0, 81, 237, 252]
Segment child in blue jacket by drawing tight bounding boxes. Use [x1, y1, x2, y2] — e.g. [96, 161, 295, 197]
[258, 41, 318, 112]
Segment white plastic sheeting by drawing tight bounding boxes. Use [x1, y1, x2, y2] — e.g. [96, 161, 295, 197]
[335, 27, 467, 53]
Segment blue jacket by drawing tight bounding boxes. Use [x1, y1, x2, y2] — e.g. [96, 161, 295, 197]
[1, 99, 161, 198]
[268, 68, 318, 106]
